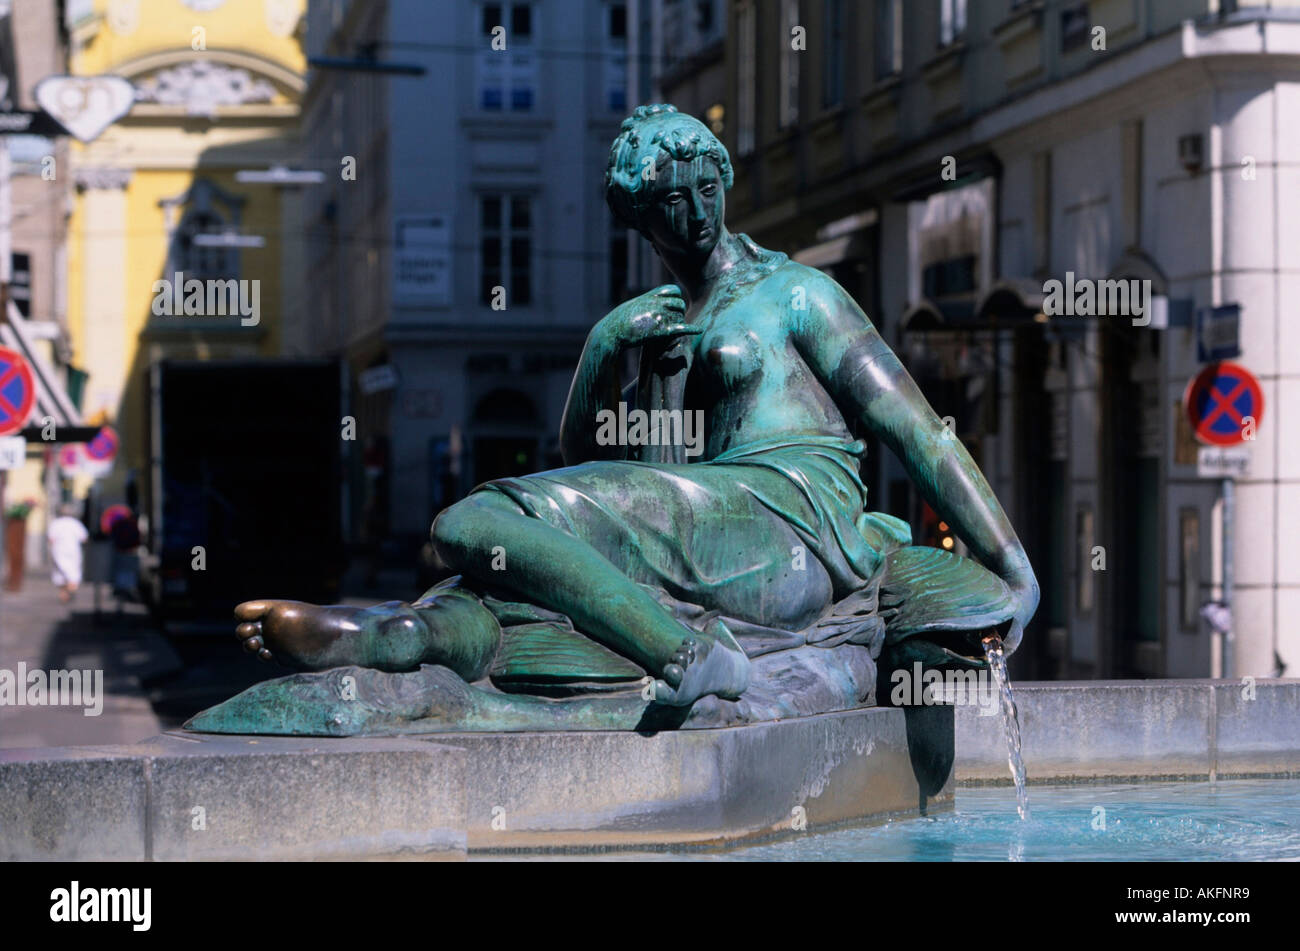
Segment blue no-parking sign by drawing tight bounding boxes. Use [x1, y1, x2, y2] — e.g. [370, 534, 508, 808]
[0, 346, 35, 437]
[1184, 362, 1263, 447]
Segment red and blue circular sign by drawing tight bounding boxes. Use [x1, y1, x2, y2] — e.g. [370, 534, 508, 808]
[0, 345, 35, 437]
[100, 503, 132, 536]
[1184, 361, 1264, 447]
[86, 426, 118, 462]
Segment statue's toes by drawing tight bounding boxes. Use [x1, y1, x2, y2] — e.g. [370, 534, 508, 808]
[234, 600, 273, 622]
[653, 678, 682, 704]
[662, 662, 685, 687]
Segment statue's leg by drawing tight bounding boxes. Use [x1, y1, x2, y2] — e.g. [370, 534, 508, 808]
[431, 491, 750, 705]
[235, 584, 500, 682]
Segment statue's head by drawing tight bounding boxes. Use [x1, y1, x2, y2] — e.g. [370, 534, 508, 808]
[605, 104, 733, 257]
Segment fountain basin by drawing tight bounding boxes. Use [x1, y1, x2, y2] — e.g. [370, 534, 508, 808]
[2, 679, 1297, 859]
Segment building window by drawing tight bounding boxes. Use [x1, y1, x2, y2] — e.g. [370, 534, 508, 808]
[174, 208, 236, 282]
[698, 0, 715, 34]
[479, 2, 536, 111]
[606, 2, 627, 112]
[822, 0, 843, 109]
[480, 194, 532, 306]
[874, 0, 902, 80]
[778, 0, 800, 128]
[1060, 2, 1090, 52]
[736, 1, 755, 155]
[938, 0, 966, 47]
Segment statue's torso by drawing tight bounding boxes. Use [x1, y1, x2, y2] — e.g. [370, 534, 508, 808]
[665, 254, 856, 460]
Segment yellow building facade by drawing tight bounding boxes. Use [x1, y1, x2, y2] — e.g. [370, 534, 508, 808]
[66, 0, 306, 503]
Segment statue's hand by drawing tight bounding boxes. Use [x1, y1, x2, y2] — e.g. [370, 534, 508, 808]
[597, 284, 701, 351]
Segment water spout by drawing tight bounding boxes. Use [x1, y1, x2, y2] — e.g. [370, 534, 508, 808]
[982, 634, 1029, 821]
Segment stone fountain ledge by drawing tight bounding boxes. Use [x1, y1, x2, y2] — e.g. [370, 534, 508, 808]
[956, 679, 1300, 784]
[5, 679, 1298, 861]
[0, 706, 939, 861]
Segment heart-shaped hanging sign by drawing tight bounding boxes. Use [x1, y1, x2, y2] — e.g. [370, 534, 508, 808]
[34, 75, 135, 143]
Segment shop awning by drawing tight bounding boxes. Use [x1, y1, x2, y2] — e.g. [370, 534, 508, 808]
[0, 300, 83, 429]
[902, 279, 1047, 332]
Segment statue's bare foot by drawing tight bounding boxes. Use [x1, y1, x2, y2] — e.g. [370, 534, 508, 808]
[234, 600, 366, 671]
[653, 616, 751, 706]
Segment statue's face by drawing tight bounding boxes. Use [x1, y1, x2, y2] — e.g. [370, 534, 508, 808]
[642, 156, 724, 259]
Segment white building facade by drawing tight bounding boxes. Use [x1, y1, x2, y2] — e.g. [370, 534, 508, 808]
[720, 0, 1299, 679]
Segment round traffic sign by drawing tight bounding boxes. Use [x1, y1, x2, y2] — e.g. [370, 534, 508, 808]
[0, 346, 36, 437]
[1184, 361, 1264, 447]
[86, 426, 118, 462]
[100, 503, 131, 536]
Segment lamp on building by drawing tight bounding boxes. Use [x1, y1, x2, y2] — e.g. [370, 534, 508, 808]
[192, 231, 266, 249]
[236, 165, 326, 186]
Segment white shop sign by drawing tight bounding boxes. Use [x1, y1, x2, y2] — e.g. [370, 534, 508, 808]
[393, 215, 452, 307]
[0, 436, 25, 470]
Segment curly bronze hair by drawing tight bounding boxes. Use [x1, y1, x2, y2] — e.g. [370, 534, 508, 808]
[605, 104, 734, 235]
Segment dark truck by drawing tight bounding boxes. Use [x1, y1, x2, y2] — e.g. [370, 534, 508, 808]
[142, 359, 347, 623]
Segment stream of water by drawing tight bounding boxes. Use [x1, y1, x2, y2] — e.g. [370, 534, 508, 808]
[982, 635, 1029, 821]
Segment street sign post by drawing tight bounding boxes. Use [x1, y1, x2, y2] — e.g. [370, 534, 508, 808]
[0, 346, 36, 437]
[1182, 360, 1264, 681]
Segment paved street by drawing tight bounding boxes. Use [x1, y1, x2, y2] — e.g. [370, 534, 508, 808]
[0, 566, 424, 750]
[0, 575, 176, 748]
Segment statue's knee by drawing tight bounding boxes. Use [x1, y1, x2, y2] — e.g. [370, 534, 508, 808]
[431, 493, 512, 558]
[431, 499, 473, 557]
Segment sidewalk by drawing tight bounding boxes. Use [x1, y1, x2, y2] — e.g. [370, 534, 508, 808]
[0, 575, 179, 749]
[0, 563, 432, 750]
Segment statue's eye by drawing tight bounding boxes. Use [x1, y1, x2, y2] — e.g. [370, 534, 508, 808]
[701, 184, 718, 196]
[663, 193, 684, 205]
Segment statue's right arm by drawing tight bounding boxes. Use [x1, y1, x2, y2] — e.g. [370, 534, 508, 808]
[559, 326, 626, 465]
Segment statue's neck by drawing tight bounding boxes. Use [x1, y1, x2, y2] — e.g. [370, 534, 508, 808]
[658, 230, 747, 305]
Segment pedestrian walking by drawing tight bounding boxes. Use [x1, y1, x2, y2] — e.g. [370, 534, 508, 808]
[47, 503, 89, 604]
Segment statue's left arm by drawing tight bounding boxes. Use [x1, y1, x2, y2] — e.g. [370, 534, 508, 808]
[792, 273, 1039, 651]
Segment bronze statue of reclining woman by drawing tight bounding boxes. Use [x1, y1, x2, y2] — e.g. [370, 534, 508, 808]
[193, 105, 1038, 735]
